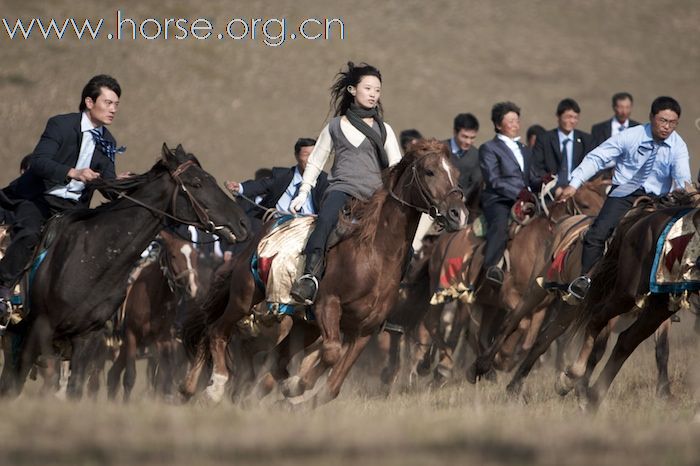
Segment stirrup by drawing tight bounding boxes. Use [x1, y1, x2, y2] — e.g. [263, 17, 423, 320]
[291, 274, 319, 305]
[567, 276, 591, 302]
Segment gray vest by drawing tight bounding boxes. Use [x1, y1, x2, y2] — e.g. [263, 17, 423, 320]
[327, 116, 384, 201]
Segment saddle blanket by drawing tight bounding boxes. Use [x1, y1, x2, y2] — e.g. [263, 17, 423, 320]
[252, 215, 315, 315]
[429, 227, 475, 304]
[651, 209, 700, 293]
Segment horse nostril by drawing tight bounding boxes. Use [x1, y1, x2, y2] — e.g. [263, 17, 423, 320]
[449, 208, 460, 220]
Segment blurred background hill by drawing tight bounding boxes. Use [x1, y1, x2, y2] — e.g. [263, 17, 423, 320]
[1, 0, 698, 186]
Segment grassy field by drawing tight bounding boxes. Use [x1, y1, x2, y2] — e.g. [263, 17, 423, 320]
[1, 314, 699, 465]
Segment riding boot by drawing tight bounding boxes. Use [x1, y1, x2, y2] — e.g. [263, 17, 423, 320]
[290, 249, 326, 305]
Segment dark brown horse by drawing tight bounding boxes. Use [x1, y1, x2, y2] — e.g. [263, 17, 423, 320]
[182, 139, 469, 405]
[106, 229, 200, 402]
[555, 193, 700, 411]
[0, 144, 249, 398]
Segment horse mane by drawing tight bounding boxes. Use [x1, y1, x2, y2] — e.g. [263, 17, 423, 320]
[340, 138, 447, 245]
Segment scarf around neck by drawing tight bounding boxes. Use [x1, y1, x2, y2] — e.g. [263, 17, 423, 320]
[345, 103, 389, 169]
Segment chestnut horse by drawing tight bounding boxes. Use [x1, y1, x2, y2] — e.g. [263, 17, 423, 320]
[106, 228, 200, 401]
[182, 139, 469, 405]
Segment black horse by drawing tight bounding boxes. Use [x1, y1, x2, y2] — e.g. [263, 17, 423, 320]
[0, 144, 249, 398]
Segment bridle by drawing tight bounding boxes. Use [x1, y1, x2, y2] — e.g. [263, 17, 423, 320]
[113, 160, 228, 235]
[387, 156, 463, 226]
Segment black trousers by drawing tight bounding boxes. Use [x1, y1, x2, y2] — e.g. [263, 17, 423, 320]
[482, 199, 514, 268]
[0, 195, 78, 286]
[304, 190, 350, 255]
[581, 189, 644, 274]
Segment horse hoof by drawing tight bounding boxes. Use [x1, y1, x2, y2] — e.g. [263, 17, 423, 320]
[465, 363, 478, 384]
[656, 385, 673, 401]
[280, 376, 304, 398]
[506, 380, 523, 396]
[555, 371, 575, 397]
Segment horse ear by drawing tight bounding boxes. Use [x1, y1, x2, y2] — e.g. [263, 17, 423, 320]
[161, 143, 177, 168]
[175, 144, 186, 157]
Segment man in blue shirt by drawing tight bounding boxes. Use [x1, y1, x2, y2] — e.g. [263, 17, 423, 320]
[558, 96, 692, 298]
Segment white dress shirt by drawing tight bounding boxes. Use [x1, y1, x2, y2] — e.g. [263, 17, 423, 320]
[496, 133, 525, 172]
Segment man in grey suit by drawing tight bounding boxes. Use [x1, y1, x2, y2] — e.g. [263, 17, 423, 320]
[590, 92, 640, 147]
[479, 102, 538, 285]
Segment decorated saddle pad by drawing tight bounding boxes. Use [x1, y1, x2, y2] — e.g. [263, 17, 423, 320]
[651, 209, 700, 293]
[429, 227, 480, 304]
[545, 215, 592, 284]
[252, 215, 316, 314]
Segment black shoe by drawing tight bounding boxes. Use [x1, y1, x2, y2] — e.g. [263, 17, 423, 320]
[290, 275, 318, 305]
[485, 266, 504, 285]
[568, 275, 591, 301]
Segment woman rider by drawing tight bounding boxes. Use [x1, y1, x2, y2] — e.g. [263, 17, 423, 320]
[289, 62, 402, 304]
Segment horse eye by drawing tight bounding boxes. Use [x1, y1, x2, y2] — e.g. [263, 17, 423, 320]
[191, 177, 202, 188]
[425, 169, 435, 177]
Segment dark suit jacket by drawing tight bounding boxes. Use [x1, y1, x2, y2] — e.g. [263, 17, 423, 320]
[591, 118, 640, 147]
[530, 129, 594, 185]
[2, 113, 117, 207]
[442, 139, 482, 197]
[479, 136, 538, 206]
[240, 166, 329, 218]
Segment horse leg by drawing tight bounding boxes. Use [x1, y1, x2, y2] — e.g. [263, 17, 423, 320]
[506, 301, 577, 395]
[586, 296, 673, 411]
[380, 330, 403, 390]
[122, 330, 138, 402]
[556, 294, 635, 395]
[654, 317, 672, 399]
[574, 320, 613, 398]
[107, 340, 127, 400]
[307, 334, 373, 407]
[470, 286, 550, 380]
[67, 336, 90, 400]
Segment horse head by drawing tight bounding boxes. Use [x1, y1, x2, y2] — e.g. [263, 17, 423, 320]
[158, 229, 200, 299]
[161, 143, 250, 243]
[390, 139, 469, 232]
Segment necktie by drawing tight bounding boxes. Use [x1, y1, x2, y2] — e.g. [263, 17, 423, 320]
[89, 128, 126, 162]
[618, 125, 626, 132]
[558, 139, 571, 185]
[610, 142, 658, 197]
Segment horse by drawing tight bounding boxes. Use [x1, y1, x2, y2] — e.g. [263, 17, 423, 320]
[0, 144, 250, 398]
[106, 228, 201, 402]
[181, 139, 469, 405]
[554, 192, 700, 411]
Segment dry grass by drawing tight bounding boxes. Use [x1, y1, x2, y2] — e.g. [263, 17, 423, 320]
[1, 315, 700, 465]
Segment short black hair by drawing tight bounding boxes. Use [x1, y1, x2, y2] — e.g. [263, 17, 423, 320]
[453, 113, 479, 133]
[79, 75, 121, 112]
[650, 96, 681, 117]
[20, 153, 32, 172]
[611, 92, 633, 107]
[491, 102, 520, 132]
[294, 137, 316, 156]
[526, 124, 546, 141]
[556, 98, 580, 116]
[399, 129, 423, 151]
[254, 168, 273, 180]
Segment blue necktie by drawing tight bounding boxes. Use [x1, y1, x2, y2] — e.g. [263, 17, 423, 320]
[558, 139, 571, 185]
[610, 142, 658, 197]
[89, 128, 126, 162]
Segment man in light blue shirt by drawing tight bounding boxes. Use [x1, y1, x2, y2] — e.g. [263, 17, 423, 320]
[558, 96, 691, 298]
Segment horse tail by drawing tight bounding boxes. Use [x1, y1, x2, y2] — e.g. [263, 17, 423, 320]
[182, 263, 234, 361]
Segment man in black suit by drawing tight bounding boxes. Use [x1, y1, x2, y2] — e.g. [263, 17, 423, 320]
[225, 138, 329, 231]
[444, 113, 482, 198]
[479, 102, 539, 285]
[590, 92, 640, 147]
[0, 75, 124, 315]
[531, 98, 595, 193]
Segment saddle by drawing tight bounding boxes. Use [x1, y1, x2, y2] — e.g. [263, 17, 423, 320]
[541, 215, 592, 286]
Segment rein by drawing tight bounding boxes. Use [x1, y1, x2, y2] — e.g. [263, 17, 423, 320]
[111, 160, 226, 235]
[388, 162, 462, 225]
